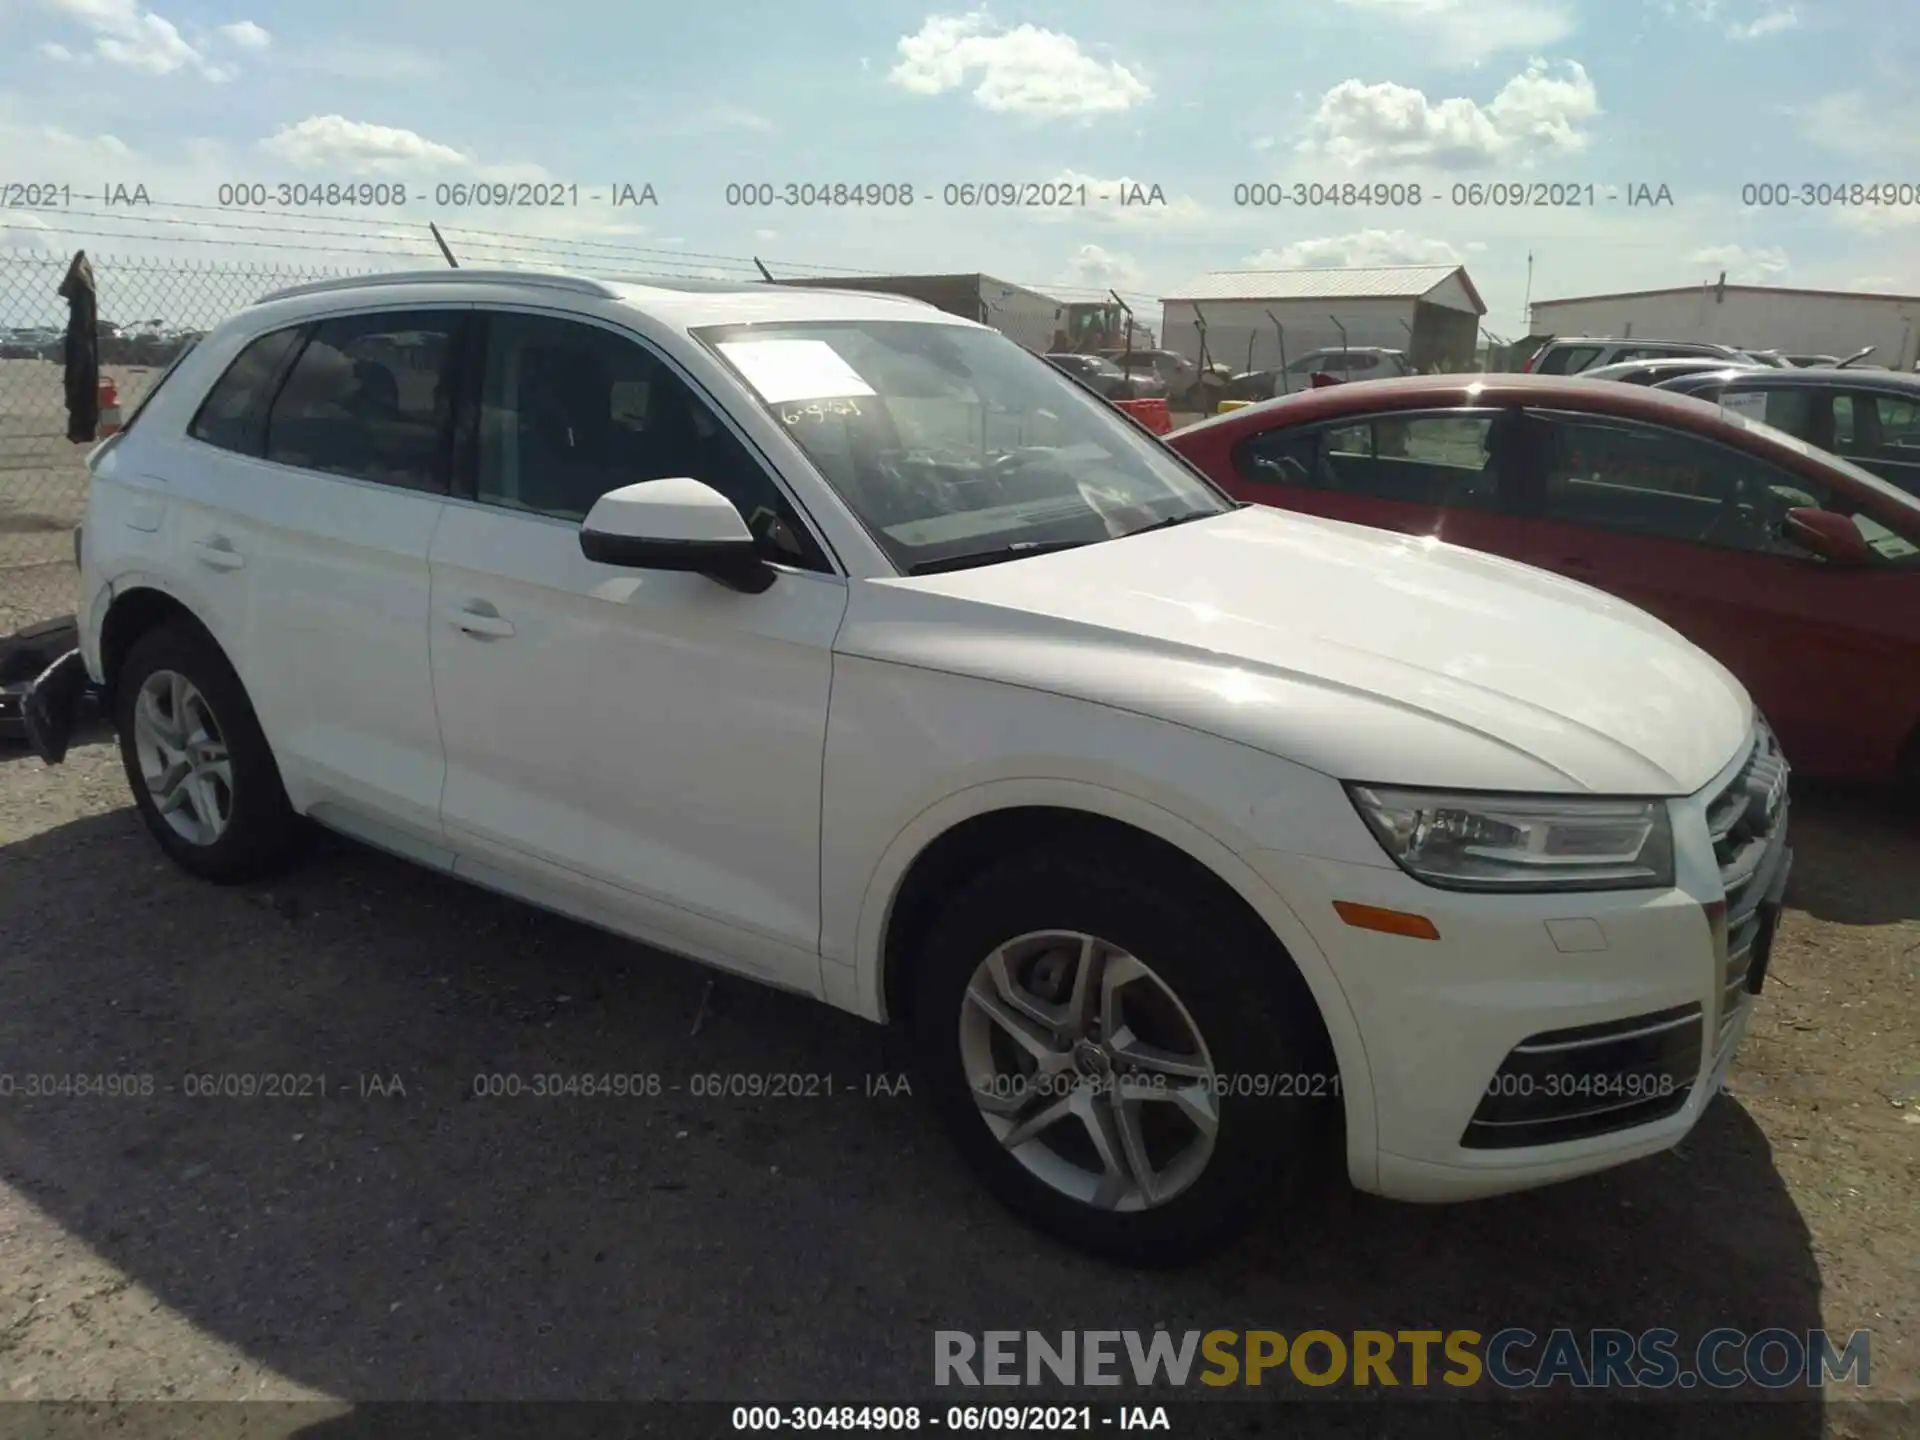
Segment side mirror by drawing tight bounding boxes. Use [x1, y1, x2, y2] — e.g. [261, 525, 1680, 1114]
[1782, 507, 1874, 567]
[579, 478, 775, 594]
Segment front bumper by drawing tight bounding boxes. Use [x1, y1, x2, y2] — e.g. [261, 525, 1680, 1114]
[1245, 724, 1791, 1202]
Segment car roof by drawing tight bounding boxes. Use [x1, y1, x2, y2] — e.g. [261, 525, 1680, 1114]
[1660, 365, 1920, 393]
[247, 267, 977, 336]
[1542, 336, 1733, 349]
[1582, 357, 1753, 377]
[1172, 370, 1920, 522]
[1174, 372, 1743, 435]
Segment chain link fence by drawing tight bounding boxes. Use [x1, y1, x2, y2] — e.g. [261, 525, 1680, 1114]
[0, 252, 363, 633]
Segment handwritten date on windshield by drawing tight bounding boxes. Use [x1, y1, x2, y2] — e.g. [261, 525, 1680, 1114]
[781, 399, 863, 425]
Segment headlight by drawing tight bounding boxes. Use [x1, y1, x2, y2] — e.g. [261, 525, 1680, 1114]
[1346, 785, 1675, 892]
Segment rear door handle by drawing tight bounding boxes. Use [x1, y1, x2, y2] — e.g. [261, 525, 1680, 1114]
[190, 538, 244, 571]
[1558, 556, 1596, 571]
[443, 604, 515, 638]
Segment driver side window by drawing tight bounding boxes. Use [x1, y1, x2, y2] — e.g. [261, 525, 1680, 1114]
[1531, 413, 1828, 557]
[474, 312, 828, 569]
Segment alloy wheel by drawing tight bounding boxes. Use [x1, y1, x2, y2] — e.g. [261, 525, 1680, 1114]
[957, 931, 1219, 1212]
[131, 668, 233, 846]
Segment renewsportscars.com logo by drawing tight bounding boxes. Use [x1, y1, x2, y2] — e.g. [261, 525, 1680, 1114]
[934, 1328, 1872, 1391]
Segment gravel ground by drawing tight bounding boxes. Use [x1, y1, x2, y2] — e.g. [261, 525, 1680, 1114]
[0, 728, 1914, 1437]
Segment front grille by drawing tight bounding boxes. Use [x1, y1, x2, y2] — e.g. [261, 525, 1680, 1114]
[1462, 1004, 1702, 1149]
[1706, 719, 1792, 1051]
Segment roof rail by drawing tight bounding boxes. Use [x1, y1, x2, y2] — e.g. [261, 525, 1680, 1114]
[253, 269, 625, 306]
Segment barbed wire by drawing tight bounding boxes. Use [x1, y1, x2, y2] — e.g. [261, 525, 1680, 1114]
[0, 204, 1161, 306]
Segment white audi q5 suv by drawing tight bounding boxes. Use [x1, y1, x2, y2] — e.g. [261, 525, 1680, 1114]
[29, 269, 1791, 1260]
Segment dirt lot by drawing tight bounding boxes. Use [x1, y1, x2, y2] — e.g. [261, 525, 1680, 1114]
[0, 725, 1915, 1433]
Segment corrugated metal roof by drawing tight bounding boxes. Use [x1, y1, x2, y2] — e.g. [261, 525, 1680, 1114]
[1161, 265, 1464, 303]
[1534, 282, 1920, 306]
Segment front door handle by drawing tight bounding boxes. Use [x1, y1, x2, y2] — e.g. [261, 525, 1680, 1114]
[190, 538, 244, 571]
[444, 604, 515, 639]
[1558, 556, 1596, 572]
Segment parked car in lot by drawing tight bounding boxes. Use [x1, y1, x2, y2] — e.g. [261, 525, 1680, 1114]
[30, 271, 1805, 1260]
[1097, 347, 1229, 411]
[1524, 337, 1772, 375]
[1654, 366, 1920, 498]
[1169, 374, 1920, 785]
[1577, 357, 1768, 388]
[1769, 346, 1879, 370]
[1228, 347, 1413, 401]
[1044, 351, 1158, 400]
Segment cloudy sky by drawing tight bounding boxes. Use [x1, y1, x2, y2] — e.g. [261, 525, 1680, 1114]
[1, 0, 1916, 335]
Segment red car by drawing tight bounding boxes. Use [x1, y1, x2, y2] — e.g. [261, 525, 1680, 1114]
[1167, 374, 1920, 783]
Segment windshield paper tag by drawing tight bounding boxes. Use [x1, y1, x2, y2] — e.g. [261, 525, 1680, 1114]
[1719, 391, 1768, 423]
[717, 340, 876, 404]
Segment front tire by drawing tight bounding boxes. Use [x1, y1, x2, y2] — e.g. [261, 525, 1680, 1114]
[116, 623, 302, 883]
[908, 850, 1331, 1263]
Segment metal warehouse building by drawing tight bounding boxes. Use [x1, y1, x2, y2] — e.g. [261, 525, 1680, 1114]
[1159, 265, 1487, 375]
[1530, 281, 1920, 370]
[773, 272, 1064, 353]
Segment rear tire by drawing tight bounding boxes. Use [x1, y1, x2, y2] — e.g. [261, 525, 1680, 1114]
[115, 623, 302, 883]
[907, 849, 1333, 1263]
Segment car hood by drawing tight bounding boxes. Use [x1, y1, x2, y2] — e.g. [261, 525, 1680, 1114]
[847, 506, 1752, 795]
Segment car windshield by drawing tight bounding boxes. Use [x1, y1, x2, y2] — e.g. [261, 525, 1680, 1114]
[695, 320, 1231, 572]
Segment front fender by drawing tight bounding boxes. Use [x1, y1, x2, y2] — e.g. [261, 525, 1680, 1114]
[818, 656, 1384, 1189]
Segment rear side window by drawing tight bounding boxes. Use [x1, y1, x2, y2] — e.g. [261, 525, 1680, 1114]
[117, 336, 201, 435]
[1535, 345, 1603, 375]
[264, 310, 462, 492]
[188, 325, 304, 455]
[1233, 412, 1500, 508]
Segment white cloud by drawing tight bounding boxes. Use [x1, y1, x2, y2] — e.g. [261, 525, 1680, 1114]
[31, 123, 134, 160]
[1830, 204, 1920, 236]
[1294, 59, 1599, 170]
[1847, 275, 1900, 292]
[38, 41, 74, 60]
[1793, 91, 1916, 165]
[1687, 244, 1789, 283]
[888, 11, 1151, 118]
[41, 0, 239, 79]
[1059, 242, 1141, 288]
[1728, 6, 1797, 39]
[217, 19, 270, 49]
[258, 115, 468, 172]
[1331, 0, 1576, 65]
[0, 212, 63, 254]
[753, 229, 778, 242]
[1244, 230, 1464, 269]
[1659, 0, 1800, 40]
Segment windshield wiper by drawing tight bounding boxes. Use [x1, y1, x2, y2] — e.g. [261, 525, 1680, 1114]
[1121, 509, 1224, 538]
[907, 539, 1094, 574]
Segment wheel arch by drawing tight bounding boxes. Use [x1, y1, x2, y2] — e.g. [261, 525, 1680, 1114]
[97, 585, 226, 711]
[852, 779, 1379, 1185]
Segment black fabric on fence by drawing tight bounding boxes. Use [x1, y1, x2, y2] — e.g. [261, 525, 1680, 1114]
[59, 250, 100, 444]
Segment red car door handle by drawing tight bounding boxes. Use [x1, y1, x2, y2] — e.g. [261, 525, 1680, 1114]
[1559, 556, 1596, 571]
